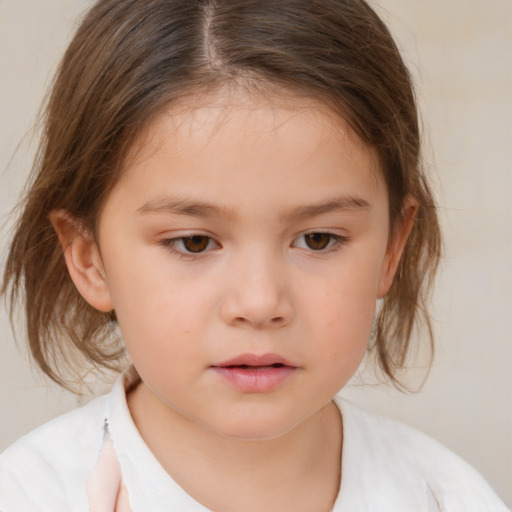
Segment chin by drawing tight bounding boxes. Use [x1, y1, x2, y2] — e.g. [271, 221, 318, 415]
[208, 410, 302, 442]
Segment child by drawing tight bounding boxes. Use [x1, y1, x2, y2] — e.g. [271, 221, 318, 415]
[0, 0, 508, 510]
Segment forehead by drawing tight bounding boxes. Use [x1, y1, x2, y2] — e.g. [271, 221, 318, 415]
[110, 87, 386, 217]
[126, 87, 379, 176]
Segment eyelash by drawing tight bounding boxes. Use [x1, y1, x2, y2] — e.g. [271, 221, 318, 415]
[293, 232, 349, 253]
[158, 235, 220, 258]
[158, 232, 349, 258]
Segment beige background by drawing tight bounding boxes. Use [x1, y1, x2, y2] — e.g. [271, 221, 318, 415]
[1, 0, 511, 506]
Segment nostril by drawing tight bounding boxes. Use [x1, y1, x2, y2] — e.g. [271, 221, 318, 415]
[231, 316, 287, 328]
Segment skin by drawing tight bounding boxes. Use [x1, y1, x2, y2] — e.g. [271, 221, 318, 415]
[51, 89, 415, 511]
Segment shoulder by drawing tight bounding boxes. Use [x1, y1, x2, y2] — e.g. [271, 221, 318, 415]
[335, 397, 509, 512]
[0, 394, 108, 512]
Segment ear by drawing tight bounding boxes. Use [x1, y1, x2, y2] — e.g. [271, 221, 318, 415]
[49, 209, 114, 312]
[377, 196, 418, 298]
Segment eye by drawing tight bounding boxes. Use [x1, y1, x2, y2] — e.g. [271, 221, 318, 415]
[304, 233, 332, 250]
[159, 235, 219, 255]
[294, 232, 347, 252]
[180, 235, 212, 253]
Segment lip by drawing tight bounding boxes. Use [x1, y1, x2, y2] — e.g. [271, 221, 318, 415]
[214, 353, 296, 368]
[211, 353, 298, 393]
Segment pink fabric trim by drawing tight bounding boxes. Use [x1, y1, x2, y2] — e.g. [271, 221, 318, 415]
[86, 437, 132, 512]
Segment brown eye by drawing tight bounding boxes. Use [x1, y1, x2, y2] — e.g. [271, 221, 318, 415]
[304, 233, 331, 250]
[182, 235, 210, 253]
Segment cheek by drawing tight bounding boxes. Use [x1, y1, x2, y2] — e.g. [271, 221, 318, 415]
[311, 295, 375, 396]
[101, 248, 215, 360]
[115, 286, 207, 389]
[114, 281, 208, 345]
[316, 288, 376, 353]
[304, 258, 381, 363]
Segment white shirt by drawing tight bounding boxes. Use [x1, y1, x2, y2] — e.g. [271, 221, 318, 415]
[0, 371, 508, 511]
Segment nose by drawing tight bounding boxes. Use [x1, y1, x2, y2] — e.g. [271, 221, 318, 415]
[219, 252, 294, 329]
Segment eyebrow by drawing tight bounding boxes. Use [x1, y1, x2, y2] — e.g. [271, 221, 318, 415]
[137, 198, 238, 219]
[281, 196, 370, 221]
[136, 196, 370, 220]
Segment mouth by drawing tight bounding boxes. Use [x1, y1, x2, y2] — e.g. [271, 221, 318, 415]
[211, 353, 298, 393]
[223, 363, 287, 370]
[213, 353, 297, 368]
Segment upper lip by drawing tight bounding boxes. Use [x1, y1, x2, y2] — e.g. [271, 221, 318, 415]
[212, 353, 297, 368]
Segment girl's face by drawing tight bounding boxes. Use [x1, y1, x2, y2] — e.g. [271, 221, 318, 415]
[83, 90, 409, 440]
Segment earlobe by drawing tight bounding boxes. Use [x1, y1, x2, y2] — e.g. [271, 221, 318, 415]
[49, 209, 114, 312]
[377, 197, 418, 298]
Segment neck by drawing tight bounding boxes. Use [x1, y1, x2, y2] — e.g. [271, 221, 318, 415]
[127, 382, 342, 512]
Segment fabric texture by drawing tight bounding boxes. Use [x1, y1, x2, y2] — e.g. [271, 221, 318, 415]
[0, 370, 509, 512]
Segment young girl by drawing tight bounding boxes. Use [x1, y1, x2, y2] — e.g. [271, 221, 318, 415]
[0, 0, 508, 510]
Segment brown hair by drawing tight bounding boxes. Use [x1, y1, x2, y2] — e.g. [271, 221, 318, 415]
[2, 0, 441, 390]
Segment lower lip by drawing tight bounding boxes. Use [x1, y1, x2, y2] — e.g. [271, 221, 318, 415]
[212, 366, 297, 393]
